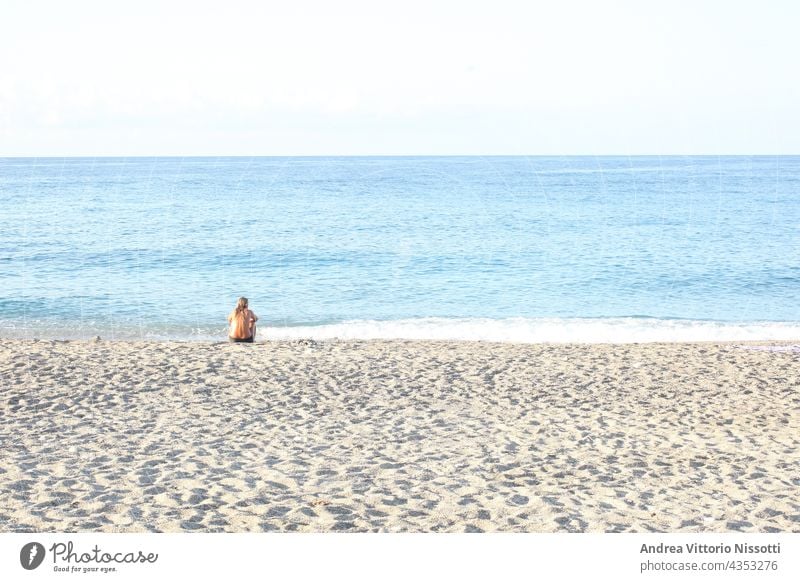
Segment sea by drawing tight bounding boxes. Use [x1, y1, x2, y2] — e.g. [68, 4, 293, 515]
[1, 156, 798, 343]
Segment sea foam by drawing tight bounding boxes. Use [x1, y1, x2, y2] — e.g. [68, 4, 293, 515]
[261, 317, 800, 344]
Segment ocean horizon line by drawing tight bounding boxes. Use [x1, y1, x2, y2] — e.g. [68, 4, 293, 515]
[3, 154, 800, 160]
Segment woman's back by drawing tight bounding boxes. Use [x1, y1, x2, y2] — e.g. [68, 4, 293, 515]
[228, 297, 258, 341]
[228, 309, 255, 339]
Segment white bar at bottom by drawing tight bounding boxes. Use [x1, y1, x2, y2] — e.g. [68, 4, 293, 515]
[1, 533, 797, 581]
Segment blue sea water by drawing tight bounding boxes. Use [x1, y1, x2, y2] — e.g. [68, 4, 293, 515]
[1, 156, 798, 342]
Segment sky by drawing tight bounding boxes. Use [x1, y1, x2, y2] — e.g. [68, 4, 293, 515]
[1, 0, 798, 156]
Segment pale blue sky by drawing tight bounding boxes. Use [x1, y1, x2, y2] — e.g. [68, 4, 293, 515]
[1, 0, 798, 155]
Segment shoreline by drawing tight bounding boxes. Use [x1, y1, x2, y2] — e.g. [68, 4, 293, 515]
[4, 337, 800, 346]
[4, 316, 800, 346]
[1, 338, 798, 532]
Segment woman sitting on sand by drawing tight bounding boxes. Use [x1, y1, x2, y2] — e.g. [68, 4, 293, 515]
[227, 297, 258, 343]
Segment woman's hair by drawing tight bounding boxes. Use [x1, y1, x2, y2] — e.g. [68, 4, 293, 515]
[234, 297, 249, 316]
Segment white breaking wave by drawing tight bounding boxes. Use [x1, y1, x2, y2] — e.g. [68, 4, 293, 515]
[261, 317, 800, 344]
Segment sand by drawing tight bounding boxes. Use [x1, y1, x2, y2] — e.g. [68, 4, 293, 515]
[0, 338, 798, 533]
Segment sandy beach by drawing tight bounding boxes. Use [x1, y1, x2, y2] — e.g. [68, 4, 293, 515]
[0, 338, 798, 533]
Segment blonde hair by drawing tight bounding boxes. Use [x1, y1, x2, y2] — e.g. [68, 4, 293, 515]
[233, 297, 248, 317]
